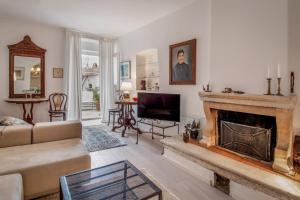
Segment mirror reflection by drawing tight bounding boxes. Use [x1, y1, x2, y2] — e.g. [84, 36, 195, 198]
[14, 56, 41, 94]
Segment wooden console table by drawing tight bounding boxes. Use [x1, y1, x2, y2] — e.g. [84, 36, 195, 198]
[112, 100, 141, 144]
[5, 98, 48, 124]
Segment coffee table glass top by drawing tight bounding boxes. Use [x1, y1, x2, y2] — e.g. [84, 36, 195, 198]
[60, 160, 162, 200]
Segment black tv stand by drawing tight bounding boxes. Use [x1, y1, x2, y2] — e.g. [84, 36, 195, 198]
[137, 118, 179, 139]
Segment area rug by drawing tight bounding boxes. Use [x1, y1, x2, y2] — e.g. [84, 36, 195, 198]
[36, 169, 180, 200]
[83, 125, 127, 152]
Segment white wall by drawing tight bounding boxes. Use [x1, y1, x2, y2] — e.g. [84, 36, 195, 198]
[289, 0, 300, 129]
[119, 0, 211, 121]
[0, 18, 65, 122]
[119, 0, 299, 128]
[1, 1, 296, 126]
[210, 0, 289, 95]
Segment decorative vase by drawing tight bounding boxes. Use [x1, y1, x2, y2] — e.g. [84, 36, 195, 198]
[190, 129, 199, 140]
[140, 80, 146, 90]
[183, 132, 189, 143]
[95, 101, 100, 111]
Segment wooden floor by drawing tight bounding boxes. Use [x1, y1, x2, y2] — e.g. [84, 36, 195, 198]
[83, 120, 233, 200]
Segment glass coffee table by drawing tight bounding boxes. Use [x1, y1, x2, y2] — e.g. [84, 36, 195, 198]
[60, 160, 162, 200]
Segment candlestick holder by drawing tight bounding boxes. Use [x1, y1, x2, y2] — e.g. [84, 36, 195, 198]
[290, 72, 295, 94]
[265, 78, 272, 95]
[276, 77, 283, 96]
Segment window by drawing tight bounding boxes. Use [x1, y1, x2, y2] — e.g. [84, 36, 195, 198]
[81, 38, 101, 120]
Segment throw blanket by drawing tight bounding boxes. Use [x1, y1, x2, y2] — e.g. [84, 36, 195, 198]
[0, 116, 28, 126]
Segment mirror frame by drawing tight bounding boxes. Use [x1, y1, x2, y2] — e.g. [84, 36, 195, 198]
[8, 36, 46, 98]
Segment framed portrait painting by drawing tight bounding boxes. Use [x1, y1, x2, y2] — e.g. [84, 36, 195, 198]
[120, 61, 131, 80]
[169, 39, 196, 85]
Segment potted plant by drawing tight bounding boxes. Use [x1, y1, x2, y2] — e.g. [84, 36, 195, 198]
[92, 88, 100, 111]
[186, 120, 201, 140]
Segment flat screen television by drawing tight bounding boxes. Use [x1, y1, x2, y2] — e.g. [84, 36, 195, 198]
[138, 93, 180, 122]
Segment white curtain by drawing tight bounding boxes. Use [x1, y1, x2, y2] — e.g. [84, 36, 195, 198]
[100, 39, 115, 122]
[64, 30, 82, 120]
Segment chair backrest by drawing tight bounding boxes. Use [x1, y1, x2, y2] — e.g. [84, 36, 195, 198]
[49, 93, 68, 111]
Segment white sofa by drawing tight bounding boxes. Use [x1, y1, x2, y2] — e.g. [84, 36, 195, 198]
[0, 121, 91, 200]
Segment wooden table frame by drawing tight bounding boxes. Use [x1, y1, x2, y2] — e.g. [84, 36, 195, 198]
[112, 101, 141, 144]
[5, 98, 48, 124]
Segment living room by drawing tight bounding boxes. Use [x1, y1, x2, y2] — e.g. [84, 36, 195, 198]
[0, 0, 300, 200]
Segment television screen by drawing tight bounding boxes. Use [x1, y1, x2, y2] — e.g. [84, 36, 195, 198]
[138, 93, 180, 122]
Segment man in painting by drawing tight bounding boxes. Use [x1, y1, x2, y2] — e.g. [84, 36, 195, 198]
[173, 49, 192, 81]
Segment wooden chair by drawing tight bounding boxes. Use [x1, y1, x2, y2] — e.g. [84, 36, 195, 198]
[108, 105, 122, 127]
[48, 93, 68, 122]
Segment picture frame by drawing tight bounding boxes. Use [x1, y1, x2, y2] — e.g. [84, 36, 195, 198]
[169, 39, 196, 85]
[120, 61, 131, 80]
[53, 68, 63, 78]
[14, 67, 25, 80]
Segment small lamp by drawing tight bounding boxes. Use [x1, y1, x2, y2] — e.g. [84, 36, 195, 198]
[120, 82, 133, 100]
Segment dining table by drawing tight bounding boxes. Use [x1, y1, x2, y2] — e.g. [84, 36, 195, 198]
[5, 98, 48, 124]
[112, 100, 141, 144]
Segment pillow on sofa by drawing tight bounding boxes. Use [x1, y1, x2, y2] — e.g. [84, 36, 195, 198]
[0, 116, 28, 126]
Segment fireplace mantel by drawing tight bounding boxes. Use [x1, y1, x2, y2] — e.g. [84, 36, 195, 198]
[199, 92, 297, 109]
[199, 91, 298, 177]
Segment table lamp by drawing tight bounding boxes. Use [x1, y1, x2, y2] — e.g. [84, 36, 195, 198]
[120, 82, 133, 100]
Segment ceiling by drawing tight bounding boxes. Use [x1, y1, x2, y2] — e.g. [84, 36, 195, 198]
[0, 0, 196, 37]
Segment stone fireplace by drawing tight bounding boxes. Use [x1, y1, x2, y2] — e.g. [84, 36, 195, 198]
[199, 92, 298, 176]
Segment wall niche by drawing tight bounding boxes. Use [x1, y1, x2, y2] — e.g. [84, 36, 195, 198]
[136, 49, 160, 92]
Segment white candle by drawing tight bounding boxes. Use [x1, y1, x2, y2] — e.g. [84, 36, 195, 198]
[267, 65, 271, 78]
[277, 64, 281, 78]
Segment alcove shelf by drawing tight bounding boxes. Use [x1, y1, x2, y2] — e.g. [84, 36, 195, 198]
[136, 49, 160, 91]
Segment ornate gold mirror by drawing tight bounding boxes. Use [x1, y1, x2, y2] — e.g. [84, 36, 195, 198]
[8, 36, 46, 98]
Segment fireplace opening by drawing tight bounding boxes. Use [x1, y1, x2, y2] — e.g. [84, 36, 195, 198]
[217, 110, 277, 163]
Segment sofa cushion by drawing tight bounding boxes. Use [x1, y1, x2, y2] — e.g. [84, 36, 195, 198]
[0, 125, 32, 148]
[33, 120, 82, 144]
[0, 116, 28, 126]
[0, 173, 23, 200]
[0, 139, 91, 199]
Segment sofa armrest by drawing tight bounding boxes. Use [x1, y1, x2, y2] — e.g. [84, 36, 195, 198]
[32, 120, 82, 144]
[0, 125, 32, 148]
[0, 174, 23, 200]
